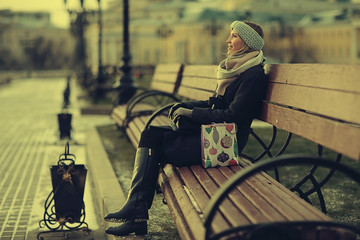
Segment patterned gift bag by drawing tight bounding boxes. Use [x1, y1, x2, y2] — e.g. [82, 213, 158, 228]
[201, 123, 239, 168]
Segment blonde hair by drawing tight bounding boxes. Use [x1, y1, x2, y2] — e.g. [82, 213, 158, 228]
[230, 45, 252, 56]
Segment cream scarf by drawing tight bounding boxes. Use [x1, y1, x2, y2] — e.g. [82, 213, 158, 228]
[216, 50, 265, 95]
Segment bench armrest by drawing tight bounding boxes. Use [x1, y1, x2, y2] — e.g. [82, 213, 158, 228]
[125, 91, 179, 120]
[144, 103, 176, 129]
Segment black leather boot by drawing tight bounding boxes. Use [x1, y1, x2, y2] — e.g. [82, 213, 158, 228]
[104, 147, 160, 223]
[105, 221, 147, 236]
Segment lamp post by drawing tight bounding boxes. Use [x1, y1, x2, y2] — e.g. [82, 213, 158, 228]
[64, 0, 90, 88]
[205, 18, 221, 64]
[93, 0, 107, 100]
[64, 0, 106, 100]
[116, 0, 136, 104]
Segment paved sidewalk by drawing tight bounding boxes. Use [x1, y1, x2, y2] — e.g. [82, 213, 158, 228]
[0, 77, 115, 240]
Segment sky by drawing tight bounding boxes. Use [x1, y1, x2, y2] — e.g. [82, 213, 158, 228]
[0, 0, 111, 29]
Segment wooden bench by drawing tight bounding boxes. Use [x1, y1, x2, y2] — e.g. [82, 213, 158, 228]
[112, 64, 360, 240]
[111, 63, 183, 128]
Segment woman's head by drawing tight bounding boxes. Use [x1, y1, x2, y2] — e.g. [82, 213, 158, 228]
[226, 21, 264, 55]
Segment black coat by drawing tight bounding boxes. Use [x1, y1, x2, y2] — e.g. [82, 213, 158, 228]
[163, 65, 267, 167]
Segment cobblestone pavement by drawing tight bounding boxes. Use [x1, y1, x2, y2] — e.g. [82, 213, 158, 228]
[0, 78, 112, 240]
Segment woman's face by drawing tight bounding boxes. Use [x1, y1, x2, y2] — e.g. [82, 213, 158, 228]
[226, 29, 244, 55]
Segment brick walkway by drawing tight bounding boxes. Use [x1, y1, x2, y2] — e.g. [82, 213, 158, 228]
[0, 78, 113, 239]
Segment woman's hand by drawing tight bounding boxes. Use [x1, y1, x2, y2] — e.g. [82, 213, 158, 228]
[168, 102, 185, 119]
[171, 107, 192, 121]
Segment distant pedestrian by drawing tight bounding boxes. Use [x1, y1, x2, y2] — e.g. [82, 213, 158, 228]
[104, 20, 267, 236]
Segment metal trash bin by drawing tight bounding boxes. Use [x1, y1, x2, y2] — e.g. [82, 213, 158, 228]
[57, 112, 72, 139]
[50, 163, 87, 223]
[39, 142, 88, 232]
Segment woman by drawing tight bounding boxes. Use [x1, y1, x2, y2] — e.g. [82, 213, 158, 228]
[104, 20, 267, 236]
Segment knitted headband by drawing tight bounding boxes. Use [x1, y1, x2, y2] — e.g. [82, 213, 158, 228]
[230, 21, 264, 51]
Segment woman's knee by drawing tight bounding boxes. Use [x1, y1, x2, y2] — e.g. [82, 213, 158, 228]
[138, 128, 166, 148]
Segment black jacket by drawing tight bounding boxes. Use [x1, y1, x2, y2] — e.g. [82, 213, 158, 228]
[163, 65, 267, 166]
[185, 65, 267, 141]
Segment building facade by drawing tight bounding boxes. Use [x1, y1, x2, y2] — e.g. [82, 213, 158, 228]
[301, 20, 360, 64]
[83, 0, 360, 72]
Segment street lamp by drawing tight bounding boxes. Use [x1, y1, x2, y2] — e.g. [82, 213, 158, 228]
[116, 0, 136, 104]
[64, 0, 90, 88]
[205, 18, 221, 64]
[92, 0, 107, 100]
[64, 0, 106, 100]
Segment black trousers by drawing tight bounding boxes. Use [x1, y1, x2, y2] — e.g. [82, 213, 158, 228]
[138, 125, 248, 167]
[138, 126, 202, 167]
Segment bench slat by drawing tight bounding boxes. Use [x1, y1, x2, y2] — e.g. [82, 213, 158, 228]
[223, 165, 306, 221]
[177, 65, 218, 100]
[250, 173, 324, 221]
[152, 72, 181, 84]
[147, 115, 169, 127]
[111, 64, 183, 127]
[225, 164, 330, 222]
[180, 76, 217, 91]
[161, 165, 206, 240]
[150, 82, 179, 93]
[258, 172, 332, 221]
[126, 121, 141, 147]
[111, 104, 157, 126]
[151, 64, 183, 93]
[238, 160, 332, 221]
[178, 87, 214, 100]
[265, 81, 360, 125]
[153, 63, 184, 75]
[268, 64, 360, 94]
[177, 166, 232, 234]
[189, 165, 251, 227]
[158, 176, 195, 240]
[126, 115, 171, 147]
[182, 65, 218, 79]
[215, 167, 286, 222]
[206, 167, 270, 223]
[111, 107, 125, 127]
[260, 103, 360, 161]
[126, 116, 151, 146]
